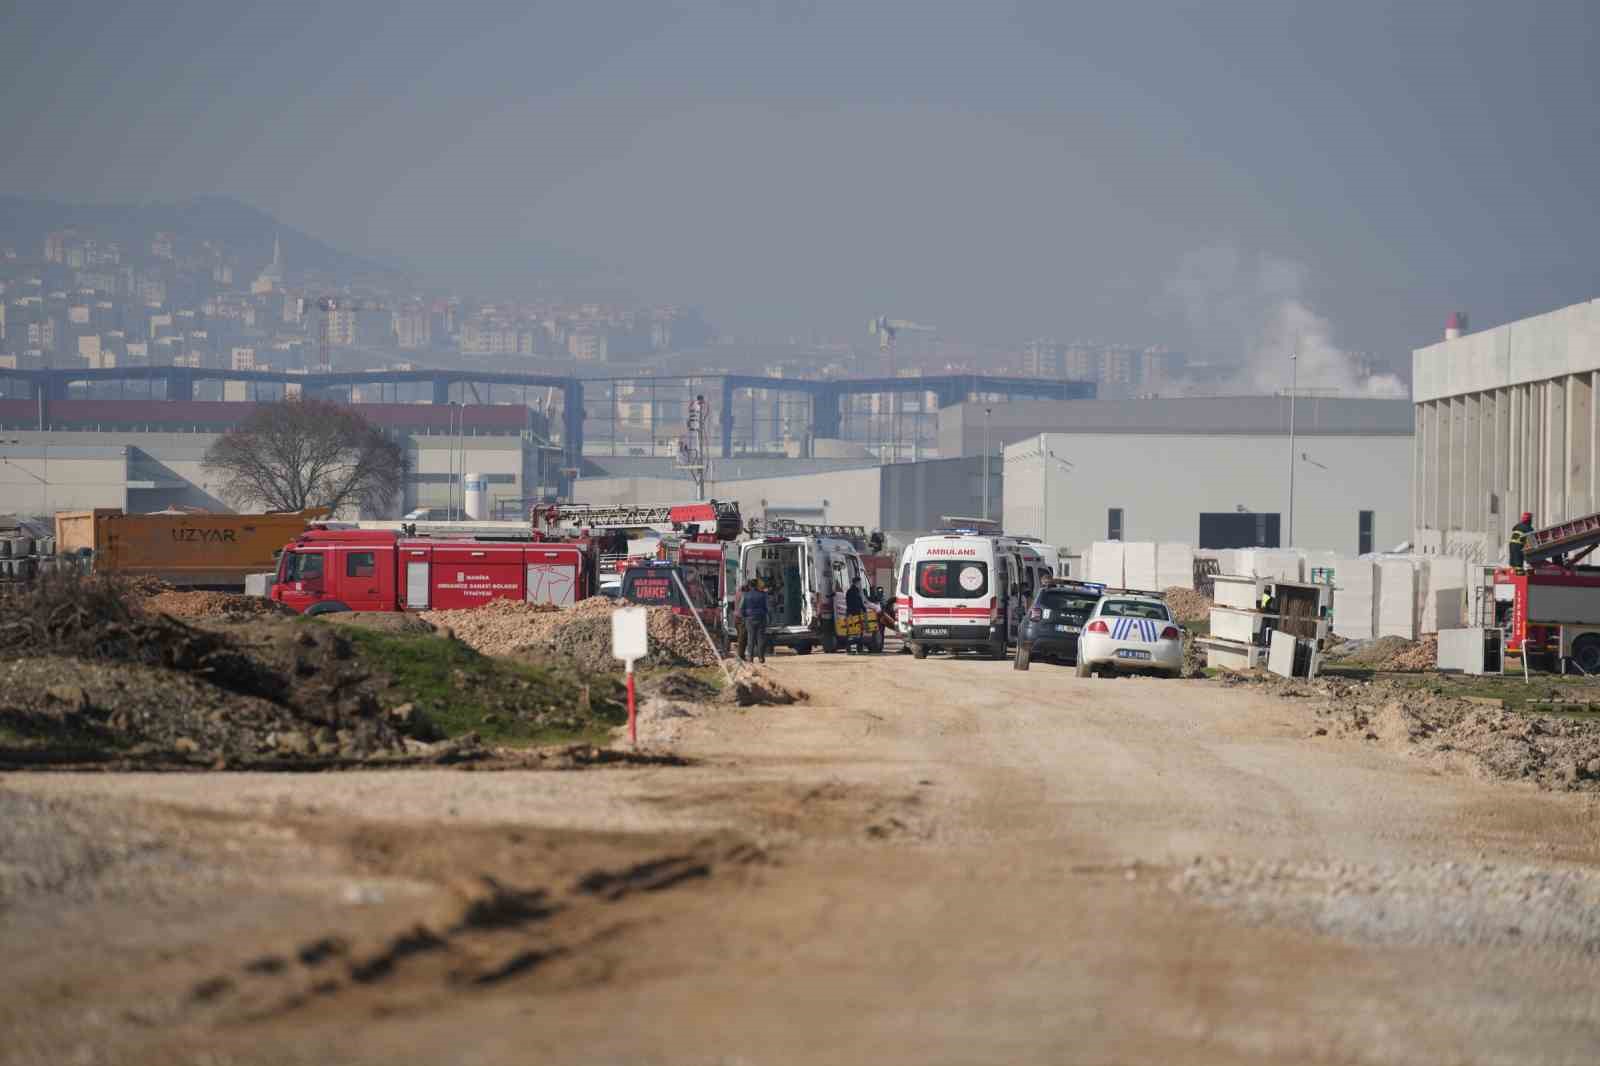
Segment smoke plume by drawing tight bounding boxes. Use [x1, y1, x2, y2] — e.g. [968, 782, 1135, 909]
[1165, 247, 1407, 398]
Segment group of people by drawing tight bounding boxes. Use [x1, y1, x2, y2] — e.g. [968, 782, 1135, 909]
[732, 575, 880, 662]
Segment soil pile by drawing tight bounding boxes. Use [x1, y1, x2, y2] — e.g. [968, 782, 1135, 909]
[141, 588, 293, 620]
[426, 598, 720, 672]
[1322, 635, 1436, 671]
[724, 662, 807, 707]
[1164, 586, 1213, 624]
[1269, 672, 1600, 792]
[0, 574, 624, 765]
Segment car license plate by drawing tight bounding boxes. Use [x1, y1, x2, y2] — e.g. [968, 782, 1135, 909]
[923, 627, 949, 637]
[1116, 649, 1151, 660]
[1056, 624, 1079, 633]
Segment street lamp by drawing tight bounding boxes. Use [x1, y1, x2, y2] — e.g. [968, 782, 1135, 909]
[1287, 345, 1299, 547]
[982, 407, 992, 520]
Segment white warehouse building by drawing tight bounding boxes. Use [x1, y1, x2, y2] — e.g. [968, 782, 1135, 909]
[1413, 298, 1600, 561]
[1000, 397, 1413, 558]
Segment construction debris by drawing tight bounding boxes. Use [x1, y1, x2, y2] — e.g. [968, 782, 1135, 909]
[424, 598, 721, 671]
[1163, 586, 1213, 624]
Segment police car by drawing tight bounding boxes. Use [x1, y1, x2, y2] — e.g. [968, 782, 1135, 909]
[1074, 592, 1184, 679]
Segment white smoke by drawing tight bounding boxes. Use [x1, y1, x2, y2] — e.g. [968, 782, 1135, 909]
[1165, 246, 1407, 398]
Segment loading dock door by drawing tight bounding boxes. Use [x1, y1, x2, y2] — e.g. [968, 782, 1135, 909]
[1199, 513, 1281, 550]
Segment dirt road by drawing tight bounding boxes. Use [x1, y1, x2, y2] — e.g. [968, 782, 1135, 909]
[6, 655, 1600, 1064]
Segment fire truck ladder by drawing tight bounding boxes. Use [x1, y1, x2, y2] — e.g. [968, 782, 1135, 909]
[753, 517, 883, 550]
[1524, 510, 1600, 565]
[535, 500, 740, 536]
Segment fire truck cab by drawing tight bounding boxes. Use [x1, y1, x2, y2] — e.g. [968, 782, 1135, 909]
[270, 529, 591, 614]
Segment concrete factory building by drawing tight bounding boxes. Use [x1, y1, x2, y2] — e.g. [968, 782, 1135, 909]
[998, 397, 1413, 557]
[1413, 298, 1600, 561]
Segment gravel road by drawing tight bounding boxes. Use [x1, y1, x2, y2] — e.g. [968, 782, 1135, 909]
[6, 654, 1600, 1065]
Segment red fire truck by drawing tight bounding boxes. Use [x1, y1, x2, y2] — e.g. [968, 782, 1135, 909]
[270, 528, 592, 614]
[1493, 510, 1600, 672]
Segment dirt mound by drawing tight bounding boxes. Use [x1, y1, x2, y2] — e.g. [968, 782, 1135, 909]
[141, 588, 294, 620]
[321, 612, 437, 635]
[1277, 674, 1600, 792]
[1164, 586, 1213, 624]
[1322, 635, 1435, 671]
[0, 574, 625, 765]
[427, 597, 720, 672]
[723, 663, 807, 706]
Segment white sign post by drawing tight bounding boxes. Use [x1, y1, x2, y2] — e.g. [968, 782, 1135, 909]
[612, 607, 649, 746]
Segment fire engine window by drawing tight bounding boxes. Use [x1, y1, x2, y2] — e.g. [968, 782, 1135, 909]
[346, 552, 376, 578]
[916, 560, 988, 599]
[285, 552, 323, 582]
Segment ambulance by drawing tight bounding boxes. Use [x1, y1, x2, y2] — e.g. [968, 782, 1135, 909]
[737, 524, 877, 654]
[898, 529, 1053, 659]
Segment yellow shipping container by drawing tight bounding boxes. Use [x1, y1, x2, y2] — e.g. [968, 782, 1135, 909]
[53, 509, 328, 588]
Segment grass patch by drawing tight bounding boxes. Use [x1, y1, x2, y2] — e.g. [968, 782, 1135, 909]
[1357, 671, 1600, 715]
[337, 627, 627, 747]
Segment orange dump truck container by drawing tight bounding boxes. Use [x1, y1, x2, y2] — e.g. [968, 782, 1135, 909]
[53, 509, 328, 588]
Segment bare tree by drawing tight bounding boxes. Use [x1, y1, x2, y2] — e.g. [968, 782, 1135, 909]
[203, 397, 406, 515]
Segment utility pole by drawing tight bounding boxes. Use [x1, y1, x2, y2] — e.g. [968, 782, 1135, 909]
[1287, 345, 1298, 548]
[982, 407, 992, 520]
[1039, 432, 1048, 545]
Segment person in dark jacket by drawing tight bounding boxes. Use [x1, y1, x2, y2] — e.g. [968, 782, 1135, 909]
[1509, 512, 1534, 569]
[739, 580, 770, 663]
[733, 581, 750, 660]
[844, 578, 867, 653]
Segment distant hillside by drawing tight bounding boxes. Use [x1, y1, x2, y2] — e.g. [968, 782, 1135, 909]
[0, 194, 409, 281]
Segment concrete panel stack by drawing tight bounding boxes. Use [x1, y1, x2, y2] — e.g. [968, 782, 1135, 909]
[1302, 549, 1338, 581]
[1377, 558, 1418, 639]
[1239, 549, 1303, 582]
[1422, 555, 1469, 633]
[1156, 542, 1195, 591]
[1329, 557, 1376, 639]
[1087, 540, 1124, 588]
[1123, 541, 1157, 590]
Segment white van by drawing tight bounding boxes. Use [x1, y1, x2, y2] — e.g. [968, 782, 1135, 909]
[738, 533, 866, 654]
[900, 531, 1052, 659]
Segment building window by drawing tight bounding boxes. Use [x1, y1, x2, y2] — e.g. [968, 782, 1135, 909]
[1108, 508, 1124, 541]
[1198, 513, 1282, 549]
[1358, 511, 1375, 556]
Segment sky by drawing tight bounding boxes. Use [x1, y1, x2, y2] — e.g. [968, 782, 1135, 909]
[1, 0, 1596, 377]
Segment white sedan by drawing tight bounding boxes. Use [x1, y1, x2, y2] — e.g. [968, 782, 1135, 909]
[1074, 595, 1184, 678]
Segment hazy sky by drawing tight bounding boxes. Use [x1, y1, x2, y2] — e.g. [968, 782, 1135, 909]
[2, 0, 1595, 368]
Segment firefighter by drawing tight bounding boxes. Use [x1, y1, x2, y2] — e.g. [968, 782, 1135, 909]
[1509, 512, 1534, 569]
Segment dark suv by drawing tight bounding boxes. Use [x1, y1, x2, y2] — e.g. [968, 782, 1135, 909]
[1013, 581, 1106, 670]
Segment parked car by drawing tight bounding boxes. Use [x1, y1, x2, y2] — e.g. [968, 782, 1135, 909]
[1013, 581, 1106, 670]
[1074, 593, 1184, 678]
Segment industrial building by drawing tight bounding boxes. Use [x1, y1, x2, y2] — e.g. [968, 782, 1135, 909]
[1413, 298, 1600, 562]
[568, 455, 1000, 539]
[0, 426, 551, 519]
[999, 397, 1413, 557]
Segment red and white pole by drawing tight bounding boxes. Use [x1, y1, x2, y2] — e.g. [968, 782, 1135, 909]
[627, 663, 637, 747]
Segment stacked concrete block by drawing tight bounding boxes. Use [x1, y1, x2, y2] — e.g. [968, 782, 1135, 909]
[1156, 542, 1195, 591]
[1238, 549, 1303, 582]
[1301, 549, 1338, 581]
[1329, 557, 1376, 640]
[1087, 540, 1124, 588]
[1377, 558, 1418, 639]
[1422, 555, 1469, 633]
[1123, 541, 1158, 590]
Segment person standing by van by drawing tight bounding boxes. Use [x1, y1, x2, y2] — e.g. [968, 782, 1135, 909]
[845, 577, 867, 653]
[739, 579, 770, 663]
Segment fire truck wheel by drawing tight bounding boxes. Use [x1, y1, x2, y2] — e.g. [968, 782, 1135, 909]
[1014, 643, 1031, 671]
[304, 602, 350, 616]
[1573, 635, 1600, 675]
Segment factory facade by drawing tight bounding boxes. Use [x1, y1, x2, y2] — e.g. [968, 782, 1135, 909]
[1413, 298, 1600, 562]
[997, 397, 1413, 558]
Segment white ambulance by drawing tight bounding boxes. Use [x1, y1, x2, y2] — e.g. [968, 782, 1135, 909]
[738, 531, 870, 654]
[898, 529, 1053, 659]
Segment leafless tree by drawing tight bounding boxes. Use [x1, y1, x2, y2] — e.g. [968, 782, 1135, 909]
[203, 397, 406, 515]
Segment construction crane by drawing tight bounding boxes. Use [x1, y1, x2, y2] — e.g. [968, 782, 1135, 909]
[868, 315, 937, 354]
[293, 295, 389, 373]
[867, 315, 937, 462]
